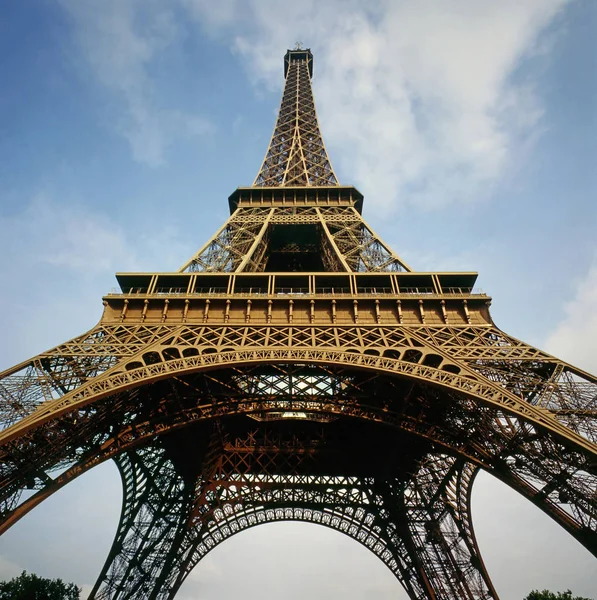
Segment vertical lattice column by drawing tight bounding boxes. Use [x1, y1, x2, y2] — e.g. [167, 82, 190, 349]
[403, 456, 497, 599]
[368, 456, 497, 600]
[254, 48, 338, 187]
[90, 447, 196, 600]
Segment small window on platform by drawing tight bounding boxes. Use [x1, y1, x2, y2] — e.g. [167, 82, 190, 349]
[154, 275, 191, 295]
[274, 275, 309, 295]
[396, 274, 435, 294]
[437, 274, 476, 294]
[315, 275, 351, 294]
[116, 274, 153, 294]
[355, 275, 392, 294]
[194, 275, 230, 294]
[234, 275, 269, 295]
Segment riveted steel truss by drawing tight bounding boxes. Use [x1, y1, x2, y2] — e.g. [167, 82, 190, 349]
[180, 205, 410, 273]
[1, 46, 596, 600]
[1, 357, 595, 598]
[88, 427, 498, 600]
[254, 49, 337, 187]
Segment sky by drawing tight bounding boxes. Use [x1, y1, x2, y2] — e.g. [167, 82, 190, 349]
[0, 0, 595, 598]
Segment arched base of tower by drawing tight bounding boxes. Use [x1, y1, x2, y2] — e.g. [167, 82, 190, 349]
[88, 418, 498, 600]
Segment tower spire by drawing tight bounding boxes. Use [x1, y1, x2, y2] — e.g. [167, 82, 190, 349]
[253, 48, 338, 187]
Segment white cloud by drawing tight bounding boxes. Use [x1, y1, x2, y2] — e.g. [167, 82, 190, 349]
[0, 193, 189, 276]
[58, 0, 570, 201]
[182, 0, 245, 31]
[18, 195, 130, 274]
[545, 258, 597, 374]
[185, 0, 569, 211]
[59, 0, 212, 166]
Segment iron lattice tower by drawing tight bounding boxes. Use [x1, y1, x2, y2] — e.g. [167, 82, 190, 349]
[1, 48, 596, 600]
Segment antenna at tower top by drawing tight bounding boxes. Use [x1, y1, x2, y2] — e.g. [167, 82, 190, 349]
[294, 41, 303, 50]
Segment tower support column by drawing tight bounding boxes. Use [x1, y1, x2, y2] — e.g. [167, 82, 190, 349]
[91, 447, 197, 600]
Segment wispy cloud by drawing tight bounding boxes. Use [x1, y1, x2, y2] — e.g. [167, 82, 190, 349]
[0, 193, 192, 365]
[59, 0, 212, 166]
[0, 193, 190, 276]
[185, 0, 570, 211]
[58, 0, 570, 200]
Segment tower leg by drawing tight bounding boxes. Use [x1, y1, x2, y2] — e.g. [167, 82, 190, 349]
[371, 455, 499, 600]
[90, 447, 196, 600]
[488, 418, 597, 553]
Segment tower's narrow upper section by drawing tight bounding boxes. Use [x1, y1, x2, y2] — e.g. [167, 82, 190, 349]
[253, 48, 339, 187]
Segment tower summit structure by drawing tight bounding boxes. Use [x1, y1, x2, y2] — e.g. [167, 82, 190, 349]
[254, 48, 338, 187]
[0, 48, 596, 600]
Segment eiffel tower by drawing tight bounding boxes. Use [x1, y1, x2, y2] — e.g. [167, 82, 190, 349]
[1, 47, 596, 600]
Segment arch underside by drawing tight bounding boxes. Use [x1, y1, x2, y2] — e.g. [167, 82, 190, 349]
[91, 438, 496, 600]
[0, 356, 596, 599]
[0, 326, 596, 599]
[2, 324, 595, 449]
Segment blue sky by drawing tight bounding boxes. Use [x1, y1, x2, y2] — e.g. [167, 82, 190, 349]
[0, 1, 595, 598]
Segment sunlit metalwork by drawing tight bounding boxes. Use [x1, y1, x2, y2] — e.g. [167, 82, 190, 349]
[0, 47, 595, 600]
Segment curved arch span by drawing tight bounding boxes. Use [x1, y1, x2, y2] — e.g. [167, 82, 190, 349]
[2, 360, 594, 564]
[3, 348, 592, 458]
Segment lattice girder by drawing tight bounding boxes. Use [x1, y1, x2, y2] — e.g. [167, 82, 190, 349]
[254, 49, 338, 187]
[90, 448, 195, 599]
[2, 323, 594, 452]
[1, 360, 596, 557]
[179, 204, 410, 273]
[0, 323, 178, 431]
[1, 44, 597, 600]
[373, 456, 498, 599]
[2, 318, 595, 550]
[88, 422, 498, 600]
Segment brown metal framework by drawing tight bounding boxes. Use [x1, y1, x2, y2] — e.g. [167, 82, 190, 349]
[253, 49, 337, 187]
[0, 47, 596, 600]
